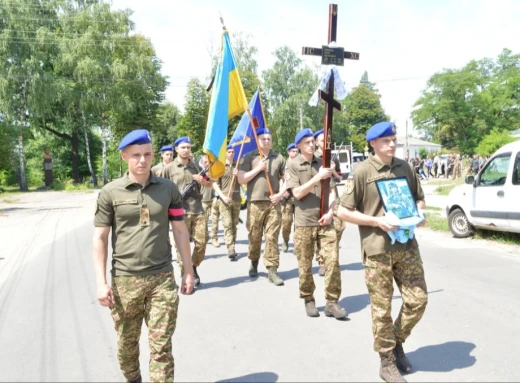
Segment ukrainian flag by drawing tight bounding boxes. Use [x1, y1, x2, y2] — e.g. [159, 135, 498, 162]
[203, 31, 248, 179]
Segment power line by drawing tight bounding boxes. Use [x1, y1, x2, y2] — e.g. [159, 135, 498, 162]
[0, 16, 131, 23]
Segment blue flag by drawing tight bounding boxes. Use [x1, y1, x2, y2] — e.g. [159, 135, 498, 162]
[228, 88, 266, 162]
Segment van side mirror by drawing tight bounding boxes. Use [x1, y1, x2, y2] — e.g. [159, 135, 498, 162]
[465, 175, 474, 185]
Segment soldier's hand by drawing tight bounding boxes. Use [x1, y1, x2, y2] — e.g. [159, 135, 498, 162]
[375, 216, 398, 232]
[221, 196, 232, 205]
[97, 283, 115, 307]
[232, 168, 238, 176]
[181, 272, 195, 295]
[269, 193, 282, 205]
[317, 167, 332, 180]
[318, 212, 333, 226]
[192, 174, 204, 184]
[256, 159, 267, 172]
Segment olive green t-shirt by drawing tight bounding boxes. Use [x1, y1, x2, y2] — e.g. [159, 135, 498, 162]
[238, 150, 286, 202]
[161, 157, 204, 214]
[94, 172, 184, 276]
[286, 154, 335, 227]
[201, 184, 213, 202]
[315, 148, 341, 198]
[216, 162, 241, 203]
[151, 162, 165, 177]
[339, 154, 425, 257]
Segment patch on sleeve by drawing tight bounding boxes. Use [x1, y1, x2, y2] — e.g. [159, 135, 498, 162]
[345, 174, 355, 194]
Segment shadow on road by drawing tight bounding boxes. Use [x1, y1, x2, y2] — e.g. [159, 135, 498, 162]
[408, 341, 477, 373]
[196, 272, 269, 290]
[216, 372, 278, 382]
[279, 262, 364, 281]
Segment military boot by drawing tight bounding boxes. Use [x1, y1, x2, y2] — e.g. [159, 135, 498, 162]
[318, 265, 326, 277]
[248, 260, 259, 277]
[127, 375, 142, 383]
[304, 300, 319, 317]
[282, 239, 289, 252]
[228, 247, 237, 260]
[379, 354, 407, 383]
[212, 238, 220, 248]
[193, 267, 200, 286]
[393, 344, 412, 373]
[267, 267, 284, 286]
[324, 301, 348, 319]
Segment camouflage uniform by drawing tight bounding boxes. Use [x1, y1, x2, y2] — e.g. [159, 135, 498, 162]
[95, 171, 185, 382]
[286, 154, 342, 303]
[201, 185, 213, 241]
[339, 154, 428, 355]
[161, 157, 207, 274]
[111, 272, 179, 382]
[239, 149, 286, 269]
[281, 201, 294, 245]
[210, 198, 221, 242]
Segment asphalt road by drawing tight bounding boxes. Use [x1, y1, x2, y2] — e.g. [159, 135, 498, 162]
[0, 190, 519, 382]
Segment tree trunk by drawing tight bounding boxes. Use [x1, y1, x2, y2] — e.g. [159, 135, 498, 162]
[8, 134, 20, 185]
[82, 111, 97, 187]
[18, 82, 28, 192]
[101, 113, 108, 185]
[71, 125, 80, 183]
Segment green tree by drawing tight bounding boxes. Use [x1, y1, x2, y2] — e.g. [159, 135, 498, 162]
[359, 70, 378, 93]
[475, 127, 515, 156]
[150, 102, 182, 153]
[343, 84, 389, 151]
[176, 78, 210, 153]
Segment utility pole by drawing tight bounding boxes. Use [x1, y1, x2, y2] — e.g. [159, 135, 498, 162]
[405, 119, 409, 160]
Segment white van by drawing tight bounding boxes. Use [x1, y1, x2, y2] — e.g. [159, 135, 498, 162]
[331, 145, 365, 179]
[446, 140, 520, 237]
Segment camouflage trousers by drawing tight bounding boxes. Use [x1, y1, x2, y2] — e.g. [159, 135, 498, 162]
[281, 203, 294, 243]
[216, 200, 241, 250]
[110, 271, 179, 383]
[294, 225, 340, 302]
[202, 200, 212, 240]
[211, 199, 221, 240]
[246, 201, 281, 268]
[178, 213, 207, 272]
[365, 249, 428, 355]
[316, 207, 346, 265]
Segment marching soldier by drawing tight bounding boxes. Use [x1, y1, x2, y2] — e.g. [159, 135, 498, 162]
[337, 121, 428, 383]
[93, 129, 194, 383]
[200, 154, 214, 243]
[286, 128, 347, 319]
[151, 144, 173, 177]
[281, 142, 299, 253]
[314, 129, 346, 277]
[210, 195, 222, 247]
[238, 128, 286, 286]
[161, 136, 212, 287]
[212, 144, 242, 260]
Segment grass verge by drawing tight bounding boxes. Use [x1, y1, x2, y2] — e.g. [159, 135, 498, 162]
[434, 178, 465, 196]
[424, 206, 442, 212]
[474, 230, 520, 246]
[424, 212, 449, 232]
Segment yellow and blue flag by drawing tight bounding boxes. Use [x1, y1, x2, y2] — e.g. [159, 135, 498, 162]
[203, 31, 248, 178]
[228, 88, 266, 162]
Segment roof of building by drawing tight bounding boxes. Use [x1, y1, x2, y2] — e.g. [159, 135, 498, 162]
[397, 136, 442, 147]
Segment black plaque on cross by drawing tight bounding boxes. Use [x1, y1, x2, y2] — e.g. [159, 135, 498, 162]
[302, 3, 360, 216]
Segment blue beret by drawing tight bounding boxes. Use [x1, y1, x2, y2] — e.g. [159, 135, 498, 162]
[174, 136, 191, 148]
[366, 121, 397, 141]
[294, 128, 314, 145]
[118, 129, 152, 150]
[286, 143, 296, 151]
[160, 145, 173, 152]
[227, 144, 234, 150]
[256, 128, 271, 136]
[313, 129, 324, 139]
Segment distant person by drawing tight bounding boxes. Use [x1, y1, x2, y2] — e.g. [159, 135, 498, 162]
[93, 129, 194, 383]
[281, 142, 299, 253]
[151, 145, 173, 177]
[337, 121, 428, 383]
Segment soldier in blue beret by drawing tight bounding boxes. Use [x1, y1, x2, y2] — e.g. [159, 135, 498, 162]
[280, 141, 299, 252]
[152, 145, 174, 177]
[93, 129, 194, 383]
[161, 135, 212, 287]
[337, 121, 427, 382]
[238, 126, 287, 286]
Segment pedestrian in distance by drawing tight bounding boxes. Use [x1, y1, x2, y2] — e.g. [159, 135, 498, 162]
[92, 129, 194, 383]
[337, 121, 428, 383]
[238, 128, 287, 286]
[151, 144, 173, 177]
[280, 142, 299, 253]
[161, 136, 212, 287]
[286, 128, 347, 319]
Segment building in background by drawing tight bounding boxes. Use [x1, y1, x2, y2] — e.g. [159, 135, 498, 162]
[396, 137, 442, 159]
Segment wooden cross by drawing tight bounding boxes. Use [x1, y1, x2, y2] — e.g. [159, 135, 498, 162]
[302, 3, 360, 216]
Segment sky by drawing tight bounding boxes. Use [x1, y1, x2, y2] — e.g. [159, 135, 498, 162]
[110, 0, 520, 137]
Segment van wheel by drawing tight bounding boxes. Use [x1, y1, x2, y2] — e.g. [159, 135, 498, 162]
[448, 208, 474, 238]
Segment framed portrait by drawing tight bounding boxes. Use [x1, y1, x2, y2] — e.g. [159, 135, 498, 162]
[375, 177, 419, 219]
